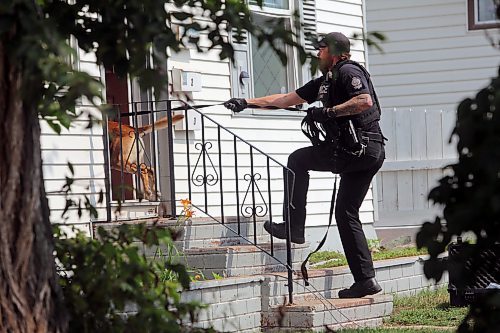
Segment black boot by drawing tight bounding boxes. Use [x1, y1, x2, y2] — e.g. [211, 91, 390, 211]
[263, 221, 305, 244]
[338, 277, 382, 298]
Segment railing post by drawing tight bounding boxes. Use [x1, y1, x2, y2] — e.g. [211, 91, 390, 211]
[118, 107, 126, 201]
[102, 112, 112, 222]
[133, 102, 142, 200]
[150, 99, 159, 201]
[167, 100, 176, 219]
[218, 126, 224, 224]
[184, 105, 192, 202]
[283, 168, 294, 305]
[234, 137, 241, 234]
[267, 157, 274, 256]
[201, 115, 208, 213]
[250, 147, 257, 244]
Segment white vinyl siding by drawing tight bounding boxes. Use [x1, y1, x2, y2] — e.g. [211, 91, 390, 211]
[366, 0, 500, 110]
[316, 0, 366, 64]
[41, 48, 106, 234]
[366, 0, 499, 228]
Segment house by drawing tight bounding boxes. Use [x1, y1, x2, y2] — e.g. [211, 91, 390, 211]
[41, 0, 379, 252]
[366, 0, 500, 239]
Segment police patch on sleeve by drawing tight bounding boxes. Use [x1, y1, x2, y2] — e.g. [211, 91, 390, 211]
[351, 77, 362, 90]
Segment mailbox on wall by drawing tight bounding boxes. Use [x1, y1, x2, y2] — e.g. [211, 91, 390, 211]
[172, 68, 202, 92]
[173, 110, 202, 131]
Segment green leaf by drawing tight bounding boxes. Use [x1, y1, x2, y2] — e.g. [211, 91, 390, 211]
[62, 199, 74, 218]
[46, 119, 62, 134]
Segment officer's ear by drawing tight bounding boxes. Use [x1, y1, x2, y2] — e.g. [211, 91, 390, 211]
[339, 53, 351, 61]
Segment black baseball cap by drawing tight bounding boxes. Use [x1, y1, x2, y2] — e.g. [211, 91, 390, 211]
[313, 32, 351, 54]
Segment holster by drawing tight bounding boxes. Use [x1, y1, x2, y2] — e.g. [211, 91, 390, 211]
[339, 120, 367, 156]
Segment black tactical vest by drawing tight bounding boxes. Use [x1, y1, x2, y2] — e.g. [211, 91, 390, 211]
[302, 59, 384, 152]
[321, 60, 381, 130]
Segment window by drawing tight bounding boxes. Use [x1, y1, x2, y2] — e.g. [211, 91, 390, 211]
[250, 14, 294, 98]
[468, 0, 500, 30]
[248, 2, 298, 101]
[229, 0, 317, 115]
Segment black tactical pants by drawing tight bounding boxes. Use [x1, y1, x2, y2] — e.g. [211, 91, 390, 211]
[286, 140, 385, 282]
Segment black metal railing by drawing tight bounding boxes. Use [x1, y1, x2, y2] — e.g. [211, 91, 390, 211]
[102, 99, 296, 303]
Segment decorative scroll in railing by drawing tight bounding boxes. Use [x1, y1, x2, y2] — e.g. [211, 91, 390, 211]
[241, 172, 268, 219]
[191, 142, 219, 187]
[102, 99, 296, 304]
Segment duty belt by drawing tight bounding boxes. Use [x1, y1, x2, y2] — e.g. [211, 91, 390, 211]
[361, 131, 385, 144]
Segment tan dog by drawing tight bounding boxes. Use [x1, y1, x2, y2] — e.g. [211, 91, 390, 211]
[108, 114, 184, 201]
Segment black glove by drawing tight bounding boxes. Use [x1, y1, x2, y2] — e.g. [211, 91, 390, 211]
[224, 98, 247, 113]
[306, 106, 329, 122]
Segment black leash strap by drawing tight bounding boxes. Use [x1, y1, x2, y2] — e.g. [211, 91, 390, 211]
[247, 104, 302, 112]
[170, 103, 224, 111]
[301, 113, 326, 146]
[170, 102, 303, 112]
[301, 177, 337, 286]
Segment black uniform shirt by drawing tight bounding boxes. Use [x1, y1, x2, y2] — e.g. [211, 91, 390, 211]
[296, 63, 379, 132]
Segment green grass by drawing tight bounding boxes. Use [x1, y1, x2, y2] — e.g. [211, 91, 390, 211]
[335, 329, 453, 332]
[309, 250, 348, 266]
[309, 246, 428, 269]
[386, 287, 467, 327]
[329, 288, 466, 332]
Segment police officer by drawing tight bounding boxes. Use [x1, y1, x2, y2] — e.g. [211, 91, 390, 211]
[224, 32, 384, 298]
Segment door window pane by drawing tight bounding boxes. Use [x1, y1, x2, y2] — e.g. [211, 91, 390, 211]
[251, 15, 289, 97]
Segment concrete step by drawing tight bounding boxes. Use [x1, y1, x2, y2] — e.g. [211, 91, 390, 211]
[172, 217, 271, 250]
[94, 216, 272, 250]
[181, 242, 310, 278]
[260, 256, 447, 309]
[93, 217, 308, 278]
[262, 294, 393, 332]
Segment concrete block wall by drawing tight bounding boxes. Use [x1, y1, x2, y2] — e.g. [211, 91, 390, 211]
[122, 255, 447, 332]
[182, 242, 310, 277]
[374, 256, 448, 298]
[181, 276, 263, 332]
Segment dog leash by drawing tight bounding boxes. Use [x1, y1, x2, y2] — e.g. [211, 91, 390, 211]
[301, 177, 337, 286]
[170, 102, 303, 112]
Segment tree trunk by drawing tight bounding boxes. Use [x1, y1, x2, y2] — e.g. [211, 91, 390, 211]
[0, 34, 68, 332]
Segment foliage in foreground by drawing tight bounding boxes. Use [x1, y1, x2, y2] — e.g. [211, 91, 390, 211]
[416, 62, 500, 332]
[415, 7, 500, 331]
[55, 223, 212, 333]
